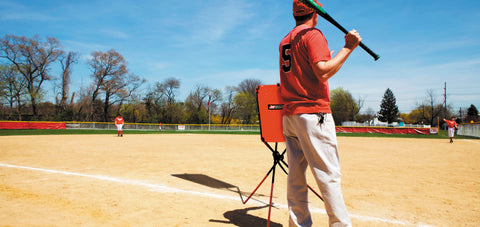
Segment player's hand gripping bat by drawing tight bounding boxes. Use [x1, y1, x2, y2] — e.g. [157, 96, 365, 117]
[299, 0, 380, 61]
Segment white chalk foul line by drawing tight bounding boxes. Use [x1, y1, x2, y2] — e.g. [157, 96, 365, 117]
[0, 163, 432, 226]
[0, 163, 235, 201]
[464, 139, 480, 145]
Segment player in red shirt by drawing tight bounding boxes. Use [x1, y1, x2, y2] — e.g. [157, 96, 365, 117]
[444, 117, 458, 143]
[115, 114, 124, 137]
[279, 0, 361, 226]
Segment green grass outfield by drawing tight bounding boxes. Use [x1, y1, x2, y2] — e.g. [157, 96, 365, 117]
[0, 128, 478, 140]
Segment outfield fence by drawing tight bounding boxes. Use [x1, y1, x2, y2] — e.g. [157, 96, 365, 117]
[1, 120, 464, 136]
[65, 122, 260, 132]
[457, 123, 480, 138]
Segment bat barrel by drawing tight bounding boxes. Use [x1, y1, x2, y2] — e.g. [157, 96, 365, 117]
[322, 13, 380, 60]
[300, 0, 380, 61]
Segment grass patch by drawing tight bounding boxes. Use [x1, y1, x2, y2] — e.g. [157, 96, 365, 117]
[0, 129, 260, 136]
[1, 128, 478, 140]
[337, 130, 478, 140]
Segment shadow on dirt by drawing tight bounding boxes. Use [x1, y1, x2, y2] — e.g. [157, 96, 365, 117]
[209, 205, 283, 227]
[171, 173, 269, 201]
[171, 173, 282, 226]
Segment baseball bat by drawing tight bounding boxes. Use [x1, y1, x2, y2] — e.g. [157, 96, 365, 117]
[299, 0, 380, 61]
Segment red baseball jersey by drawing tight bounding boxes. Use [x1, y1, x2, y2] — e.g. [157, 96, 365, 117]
[445, 119, 457, 128]
[279, 25, 332, 115]
[115, 116, 124, 125]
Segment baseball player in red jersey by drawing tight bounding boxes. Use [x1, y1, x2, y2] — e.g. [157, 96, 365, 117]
[115, 114, 124, 137]
[443, 117, 458, 143]
[279, 0, 361, 226]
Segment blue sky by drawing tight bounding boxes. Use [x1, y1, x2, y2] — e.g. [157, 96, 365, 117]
[1, 0, 479, 114]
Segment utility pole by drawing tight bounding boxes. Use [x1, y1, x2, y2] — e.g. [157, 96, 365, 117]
[208, 91, 211, 131]
[444, 82, 447, 120]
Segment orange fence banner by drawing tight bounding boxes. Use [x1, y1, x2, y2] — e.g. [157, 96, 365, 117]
[336, 126, 433, 134]
[0, 121, 66, 130]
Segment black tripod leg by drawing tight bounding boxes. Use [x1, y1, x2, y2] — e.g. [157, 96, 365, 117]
[267, 158, 277, 227]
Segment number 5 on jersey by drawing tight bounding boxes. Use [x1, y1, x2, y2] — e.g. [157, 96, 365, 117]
[281, 44, 292, 73]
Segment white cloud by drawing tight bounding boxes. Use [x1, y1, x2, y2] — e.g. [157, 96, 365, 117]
[99, 29, 129, 39]
[167, 0, 254, 47]
[0, 1, 57, 21]
[192, 1, 252, 42]
[149, 62, 170, 71]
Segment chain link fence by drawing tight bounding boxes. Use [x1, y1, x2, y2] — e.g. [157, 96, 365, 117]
[457, 123, 480, 138]
[65, 122, 260, 132]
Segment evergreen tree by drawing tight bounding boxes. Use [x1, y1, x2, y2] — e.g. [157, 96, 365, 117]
[379, 88, 399, 123]
[467, 104, 478, 116]
[466, 104, 479, 122]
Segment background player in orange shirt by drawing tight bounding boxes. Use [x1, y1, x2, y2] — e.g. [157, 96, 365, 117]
[115, 114, 124, 137]
[443, 117, 458, 143]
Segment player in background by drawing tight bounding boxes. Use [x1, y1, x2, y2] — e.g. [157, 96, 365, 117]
[443, 117, 458, 143]
[279, 0, 361, 226]
[115, 114, 124, 137]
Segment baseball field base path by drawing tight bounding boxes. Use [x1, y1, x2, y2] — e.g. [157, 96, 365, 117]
[1, 134, 479, 226]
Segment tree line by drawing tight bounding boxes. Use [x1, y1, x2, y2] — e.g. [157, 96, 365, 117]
[1, 34, 478, 126]
[333, 87, 479, 127]
[0, 35, 262, 124]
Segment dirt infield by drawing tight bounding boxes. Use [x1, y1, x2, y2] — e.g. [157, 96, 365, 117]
[1, 134, 479, 226]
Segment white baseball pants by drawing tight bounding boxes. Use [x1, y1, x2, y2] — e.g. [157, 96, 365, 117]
[448, 127, 455, 138]
[283, 113, 351, 227]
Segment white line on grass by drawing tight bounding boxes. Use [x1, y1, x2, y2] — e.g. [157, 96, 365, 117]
[0, 163, 433, 226]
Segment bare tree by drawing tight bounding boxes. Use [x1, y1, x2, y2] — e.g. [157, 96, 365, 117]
[232, 79, 262, 124]
[143, 78, 181, 123]
[220, 86, 236, 124]
[184, 84, 221, 124]
[185, 84, 209, 123]
[88, 49, 136, 122]
[164, 77, 180, 105]
[116, 74, 145, 115]
[74, 85, 96, 121]
[356, 96, 365, 115]
[236, 78, 262, 96]
[58, 51, 78, 111]
[416, 89, 444, 126]
[143, 81, 167, 120]
[0, 35, 63, 118]
[207, 88, 222, 115]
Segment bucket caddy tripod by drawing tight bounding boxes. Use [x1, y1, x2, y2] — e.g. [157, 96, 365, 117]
[242, 84, 323, 227]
